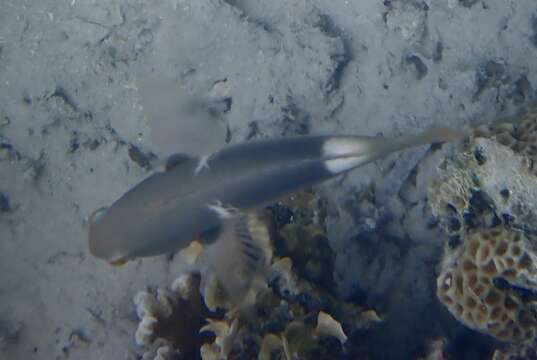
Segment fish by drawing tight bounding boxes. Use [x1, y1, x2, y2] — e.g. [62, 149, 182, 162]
[88, 127, 464, 301]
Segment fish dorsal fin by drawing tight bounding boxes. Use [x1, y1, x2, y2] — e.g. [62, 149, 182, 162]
[164, 153, 196, 171]
[201, 206, 271, 305]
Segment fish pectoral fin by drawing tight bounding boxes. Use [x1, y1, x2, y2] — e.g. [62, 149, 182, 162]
[202, 208, 271, 304]
[164, 153, 197, 171]
[109, 257, 128, 267]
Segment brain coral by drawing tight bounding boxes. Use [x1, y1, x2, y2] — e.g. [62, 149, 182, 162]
[437, 226, 537, 343]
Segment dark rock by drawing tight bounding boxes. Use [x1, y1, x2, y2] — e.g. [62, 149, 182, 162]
[246, 121, 260, 140]
[312, 336, 345, 359]
[433, 41, 443, 63]
[0, 192, 10, 213]
[469, 190, 496, 213]
[68, 132, 79, 153]
[262, 304, 291, 333]
[473, 60, 506, 101]
[448, 235, 462, 248]
[459, 0, 478, 8]
[208, 97, 232, 115]
[406, 54, 428, 80]
[134, 28, 154, 52]
[314, 13, 352, 93]
[280, 103, 310, 136]
[268, 203, 294, 227]
[83, 139, 100, 151]
[128, 145, 155, 170]
[49, 86, 79, 112]
[510, 75, 532, 105]
[22, 93, 32, 105]
[500, 188, 510, 199]
[492, 276, 511, 291]
[296, 292, 323, 312]
[501, 213, 514, 225]
[474, 146, 487, 165]
[447, 217, 462, 232]
[531, 14, 537, 47]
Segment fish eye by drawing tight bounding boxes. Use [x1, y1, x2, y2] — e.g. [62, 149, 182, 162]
[89, 207, 108, 225]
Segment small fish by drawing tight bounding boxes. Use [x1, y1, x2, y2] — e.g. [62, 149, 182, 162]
[88, 128, 464, 300]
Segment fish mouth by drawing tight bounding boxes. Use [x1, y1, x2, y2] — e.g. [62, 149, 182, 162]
[89, 207, 108, 225]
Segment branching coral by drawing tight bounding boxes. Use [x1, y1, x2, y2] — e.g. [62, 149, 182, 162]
[134, 273, 211, 359]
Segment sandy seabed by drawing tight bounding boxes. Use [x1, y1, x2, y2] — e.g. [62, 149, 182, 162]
[1, 0, 537, 359]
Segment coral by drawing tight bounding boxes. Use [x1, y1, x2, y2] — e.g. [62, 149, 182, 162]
[417, 104, 537, 355]
[258, 333, 285, 360]
[134, 201, 382, 359]
[134, 273, 211, 360]
[141, 344, 180, 360]
[492, 340, 537, 360]
[269, 190, 336, 292]
[252, 311, 349, 360]
[472, 103, 537, 167]
[437, 227, 537, 343]
[429, 104, 537, 238]
[199, 318, 239, 360]
[315, 311, 348, 344]
[415, 338, 447, 360]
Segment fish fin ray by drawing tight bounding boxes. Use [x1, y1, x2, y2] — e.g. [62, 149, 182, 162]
[203, 210, 271, 304]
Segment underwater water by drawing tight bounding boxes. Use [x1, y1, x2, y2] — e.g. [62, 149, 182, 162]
[2, 0, 537, 359]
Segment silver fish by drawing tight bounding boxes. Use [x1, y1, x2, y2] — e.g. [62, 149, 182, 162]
[88, 128, 463, 298]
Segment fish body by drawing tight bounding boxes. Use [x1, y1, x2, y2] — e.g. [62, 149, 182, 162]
[89, 135, 337, 262]
[89, 129, 463, 298]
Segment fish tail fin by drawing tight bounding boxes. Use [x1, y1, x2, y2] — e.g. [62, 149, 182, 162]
[322, 127, 466, 175]
[364, 126, 467, 166]
[202, 207, 272, 306]
[363, 126, 467, 160]
[393, 127, 467, 149]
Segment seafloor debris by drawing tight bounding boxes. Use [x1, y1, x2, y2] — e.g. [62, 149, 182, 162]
[134, 196, 382, 359]
[437, 226, 537, 342]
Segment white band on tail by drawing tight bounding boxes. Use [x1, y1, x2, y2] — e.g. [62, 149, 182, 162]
[322, 137, 371, 158]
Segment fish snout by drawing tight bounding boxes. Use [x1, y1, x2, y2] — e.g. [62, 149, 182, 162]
[88, 207, 118, 261]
